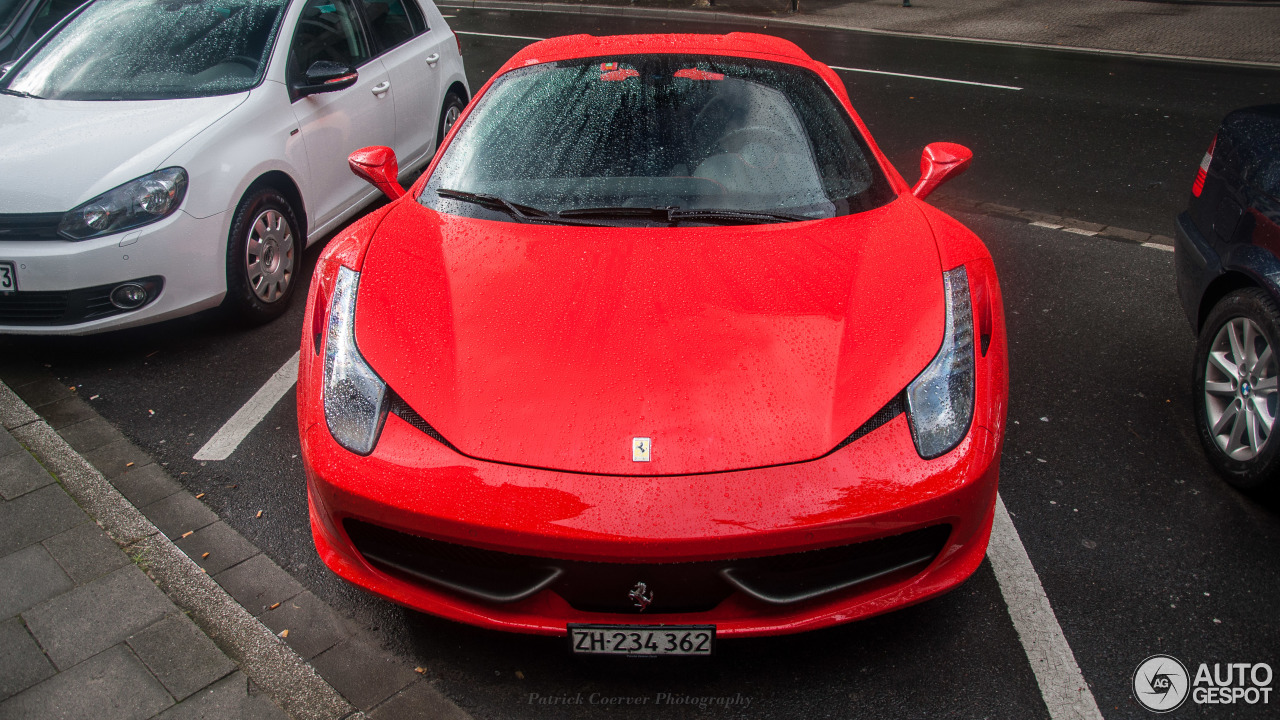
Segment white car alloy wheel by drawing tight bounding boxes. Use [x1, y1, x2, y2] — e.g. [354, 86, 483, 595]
[1203, 315, 1278, 461]
[437, 92, 467, 149]
[443, 104, 461, 135]
[224, 187, 302, 324]
[245, 208, 295, 303]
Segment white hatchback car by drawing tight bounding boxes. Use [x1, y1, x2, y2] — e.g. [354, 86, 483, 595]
[0, 0, 467, 333]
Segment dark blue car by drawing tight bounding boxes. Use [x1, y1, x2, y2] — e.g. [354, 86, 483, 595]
[1175, 104, 1280, 490]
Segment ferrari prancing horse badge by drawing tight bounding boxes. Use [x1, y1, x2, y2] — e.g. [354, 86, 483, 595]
[632, 437, 651, 462]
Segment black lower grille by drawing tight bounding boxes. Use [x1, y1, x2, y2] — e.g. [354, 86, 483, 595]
[0, 290, 69, 323]
[0, 276, 163, 326]
[344, 520, 950, 614]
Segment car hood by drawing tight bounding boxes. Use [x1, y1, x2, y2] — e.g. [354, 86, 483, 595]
[356, 198, 945, 475]
[0, 94, 247, 213]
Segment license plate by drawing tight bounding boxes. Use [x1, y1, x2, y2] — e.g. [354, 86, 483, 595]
[568, 624, 714, 656]
[0, 262, 14, 293]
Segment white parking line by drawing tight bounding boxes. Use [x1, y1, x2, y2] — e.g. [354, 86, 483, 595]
[988, 494, 1104, 720]
[454, 30, 544, 41]
[830, 65, 1022, 91]
[193, 351, 300, 461]
[1142, 242, 1174, 252]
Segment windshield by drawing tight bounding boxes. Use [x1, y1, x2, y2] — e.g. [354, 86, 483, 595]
[0, 0, 23, 32]
[421, 54, 895, 225]
[3, 0, 286, 100]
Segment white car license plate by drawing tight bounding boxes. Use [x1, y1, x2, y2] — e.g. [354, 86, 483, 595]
[0, 262, 15, 293]
[568, 624, 714, 656]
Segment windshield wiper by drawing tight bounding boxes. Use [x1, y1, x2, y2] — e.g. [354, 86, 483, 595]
[558, 206, 812, 225]
[0, 88, 38, 99]
[436, 188, 607, 227]
[668, 208, 813, 224]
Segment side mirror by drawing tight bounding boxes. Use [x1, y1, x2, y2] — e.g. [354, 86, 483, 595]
[0, 62, 13, 78]
[349, 146, 405, 200]
[294, 61, 358, 98]
[911, 142, 973, 200]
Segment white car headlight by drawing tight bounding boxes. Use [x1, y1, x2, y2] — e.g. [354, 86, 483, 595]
[323, 267, 389, 455]
[905, 266, 975, 459]
[58, 167, 188, 240]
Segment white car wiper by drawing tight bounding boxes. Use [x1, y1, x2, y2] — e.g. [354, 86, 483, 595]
[0, 88, 38, 98]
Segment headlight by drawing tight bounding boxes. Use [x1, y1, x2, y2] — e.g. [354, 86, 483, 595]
[323, 266, 389, 455]
[58, 167, 188, 240]
[905, 266, 975, 459]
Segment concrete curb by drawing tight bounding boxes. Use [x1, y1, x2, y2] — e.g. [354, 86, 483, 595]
[928, 193, 1176, 249]
[0, 381, 38, 431]
[0, 380, 362, 720]
[439, 0, 1280, 69]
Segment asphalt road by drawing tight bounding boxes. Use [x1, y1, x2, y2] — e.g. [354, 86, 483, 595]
[442, 6, 1278, 237]
[3, 7, 1279, 719]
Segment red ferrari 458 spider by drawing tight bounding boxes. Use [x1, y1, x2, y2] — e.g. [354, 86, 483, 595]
[298, 32, 1008, 654]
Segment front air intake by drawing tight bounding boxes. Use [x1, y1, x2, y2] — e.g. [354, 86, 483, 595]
[344, 520, 951, 613]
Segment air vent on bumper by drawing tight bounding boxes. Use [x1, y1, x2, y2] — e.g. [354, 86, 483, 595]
[344, 520, 950, 612]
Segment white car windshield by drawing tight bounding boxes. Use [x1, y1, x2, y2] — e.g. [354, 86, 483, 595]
[421, 54, 895, 225]
[0, 0, 23, 30]
[2, 0, 287, 100]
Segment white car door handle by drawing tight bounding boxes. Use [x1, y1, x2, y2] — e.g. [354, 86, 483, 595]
[425, 53, 440, 65]
[371, 81, 391, 96]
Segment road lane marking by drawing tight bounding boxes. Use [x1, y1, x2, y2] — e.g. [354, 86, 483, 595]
[989, 494, 1104, 720]
[455, 30, 544, 41]
[1022, 217, 1173, 250]
[194, 351, 300, 461]
[829, 65, 1022, 91]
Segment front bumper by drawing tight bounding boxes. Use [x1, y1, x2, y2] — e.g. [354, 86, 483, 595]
[303, 408, 1002, 638]
[0, 210, 229, 335]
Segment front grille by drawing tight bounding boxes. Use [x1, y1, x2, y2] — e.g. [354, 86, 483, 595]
[0, 213, 65, 241]
[344, 519, 950, 614]
[0, 276, 163, 326]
